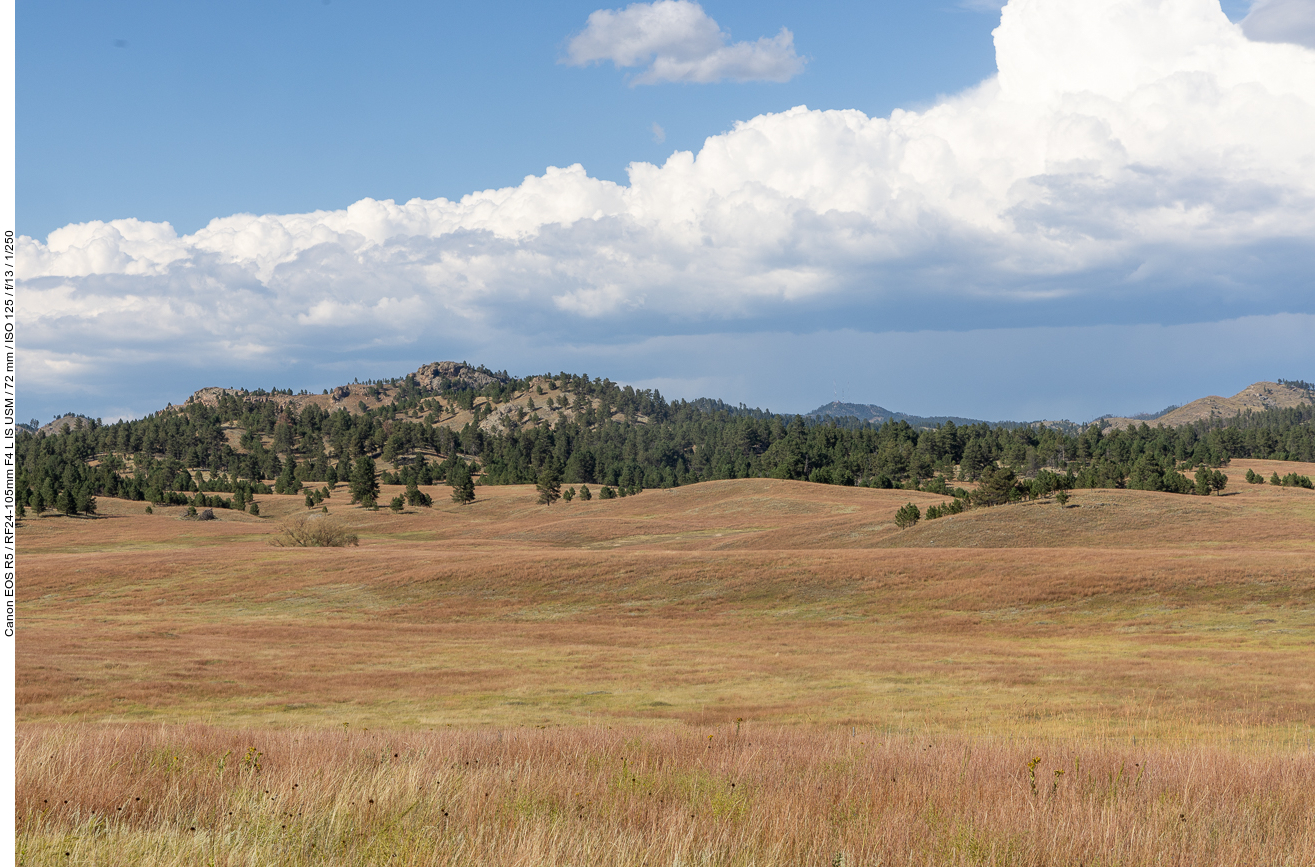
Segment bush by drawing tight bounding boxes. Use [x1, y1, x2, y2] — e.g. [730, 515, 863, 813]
[579, 485, 592, 501]
[270, 514, 360, 548]
[894, 502, 921, 530]
[389, 495, 405, 512]
[599, 486, 616, 500]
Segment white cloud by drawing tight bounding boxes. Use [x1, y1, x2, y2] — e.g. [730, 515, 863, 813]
[18, 0, 1315, 420]
[651, 121, 666, 143]
[1242, 0, 1315, 47]
[563, 0, 804, 84]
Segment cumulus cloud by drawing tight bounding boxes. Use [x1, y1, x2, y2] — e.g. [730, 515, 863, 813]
[1242, 0, 1315, 47]
[563, 0, 804, 84]
[19, 0, 1315, 420]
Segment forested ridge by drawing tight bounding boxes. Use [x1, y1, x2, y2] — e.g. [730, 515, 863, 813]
[16, 366, 1315, 517]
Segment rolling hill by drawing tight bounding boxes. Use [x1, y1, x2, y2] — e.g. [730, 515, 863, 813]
[1100, 381, 1315, 430]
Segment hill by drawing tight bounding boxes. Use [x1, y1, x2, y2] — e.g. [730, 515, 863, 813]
[31, 413, 97, 436]
[805, 400, 993, 428]
[1101, 381, 1315, 430]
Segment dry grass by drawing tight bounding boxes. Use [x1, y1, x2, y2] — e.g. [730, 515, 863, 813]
[19, 723, 1315, 866]
[16, 461, 1315, 863]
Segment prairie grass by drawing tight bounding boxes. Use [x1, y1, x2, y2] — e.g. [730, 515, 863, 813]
[16, 468, 1315, 863]
[18, 722, 1315, 866]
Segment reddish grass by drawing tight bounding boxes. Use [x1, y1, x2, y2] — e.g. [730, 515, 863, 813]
[18, 722, 1315, 866]
[15, 469, 1315, 862]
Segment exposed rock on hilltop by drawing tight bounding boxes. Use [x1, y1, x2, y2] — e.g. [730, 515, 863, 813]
[1101, 382, 1315, 430]
[413, 361, 506, 392]
[185, 362, 511, 417]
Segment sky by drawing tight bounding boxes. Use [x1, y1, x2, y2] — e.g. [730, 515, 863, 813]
[17, 0, 1315, 425]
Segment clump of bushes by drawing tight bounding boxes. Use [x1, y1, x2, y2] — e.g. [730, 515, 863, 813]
[924, 499, 966, 520]
[1271, 471, 1314, 489]
[270, 514, 360, 548]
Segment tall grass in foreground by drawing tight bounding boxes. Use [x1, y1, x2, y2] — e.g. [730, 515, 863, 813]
[18, 723, 1315, 866]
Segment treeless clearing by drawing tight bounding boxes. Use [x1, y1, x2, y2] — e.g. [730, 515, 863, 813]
[17, 462, 1315, 864]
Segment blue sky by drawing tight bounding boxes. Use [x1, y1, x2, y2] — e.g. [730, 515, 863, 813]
[20, 1, 1012, 239]
[18, 0, 1315, 424]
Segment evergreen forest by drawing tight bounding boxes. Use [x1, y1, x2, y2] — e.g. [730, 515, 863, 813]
[16, 368, 1315, 517]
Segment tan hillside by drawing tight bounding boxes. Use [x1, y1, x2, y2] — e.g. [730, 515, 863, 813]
[187, 360, 631, 438]
[1101, 380, 1313, 430]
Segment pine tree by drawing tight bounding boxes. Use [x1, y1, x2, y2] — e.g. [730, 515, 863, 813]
[276, 457, 298, 494]
[406, 481, 432, 507]
[973, 466, 1018, 507]
[449, 461, 476, 506]
[894, 502, 921, 529]
[579, 484, 592, 502]
[350, 456, 380, 505]
[536, 467, 562, 505]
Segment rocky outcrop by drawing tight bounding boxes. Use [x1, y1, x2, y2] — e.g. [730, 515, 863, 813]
[412, 361, 507, 392]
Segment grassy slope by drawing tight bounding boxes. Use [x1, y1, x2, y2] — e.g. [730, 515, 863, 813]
[17, 461, 1315, 864]
[19, 458, 1315, 734]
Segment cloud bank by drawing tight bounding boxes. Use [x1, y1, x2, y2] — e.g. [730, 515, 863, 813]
[20, 0, 1315, 421]
[1242, 0, 1315, 47]
[562, 0, 804, 84]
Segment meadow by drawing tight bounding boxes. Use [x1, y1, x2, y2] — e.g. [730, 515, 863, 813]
[17, 459, 1315, 865]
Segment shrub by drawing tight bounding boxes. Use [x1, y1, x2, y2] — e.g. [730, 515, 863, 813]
[599, 486, 616, 500]
[389, 495, 405, 512]
[579, 485, 592, 502]
[894, 502, 921, 530]
[270, 514, 360, 548]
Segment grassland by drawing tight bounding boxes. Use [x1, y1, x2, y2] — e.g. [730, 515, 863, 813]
[17, 458, 1315, 864]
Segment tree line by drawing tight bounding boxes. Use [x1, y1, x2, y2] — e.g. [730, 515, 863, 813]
[15, 369, 1315, 517]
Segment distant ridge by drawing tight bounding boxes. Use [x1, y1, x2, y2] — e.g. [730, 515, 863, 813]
[1100, 381, 1315, 430]
[805, 400, 992, 429]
